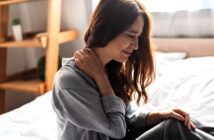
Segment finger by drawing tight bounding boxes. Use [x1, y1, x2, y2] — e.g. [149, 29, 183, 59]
[188, 119, 192, 130]
[83, 48, 93, 53]
[184, 113, 189, 126]
[84, 48, 96, 57]
[84, 47, 93, 53]
[173, 109, 195, 130]
[74, 51, 79, 59]
[84, 47, 91, 51]
[74, 51, 84, 59]
[185, 116, 191, 130]
[173, 108, 188, 117]
[84, 48, 98, 58]
[82, 49, 96, 61]
[78, 50, 87, 56]
[74, 58, 81, 67]
[190, 121, 196, 130]
[184, 114, 192, 130]
[74, 53, 84, 66]
[76, 50, 92, 65]
[174, 109, 191, 126]
[170, 111, 185, 121]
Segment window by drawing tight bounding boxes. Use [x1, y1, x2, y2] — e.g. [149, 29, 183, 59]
[140, 0, 214, 12]
[92, 0, 100, 11]
[92, 0, 214, 12]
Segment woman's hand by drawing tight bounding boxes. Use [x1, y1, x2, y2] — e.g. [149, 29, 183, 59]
[147, 109, 196, 130]
[74, 48, 115, 96]
[160, 108, 196, 130]
[74, 48, 105, 80]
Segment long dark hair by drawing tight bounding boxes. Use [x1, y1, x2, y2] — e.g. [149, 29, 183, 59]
[84, 0, 154, 105]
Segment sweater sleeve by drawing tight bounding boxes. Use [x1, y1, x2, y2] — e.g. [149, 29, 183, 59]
[52, 68, 126, 139]
[125, 103, 150, 130]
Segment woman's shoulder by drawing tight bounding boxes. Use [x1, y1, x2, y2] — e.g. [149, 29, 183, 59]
[58, 57, 79, 79]
[55, 57, 96, 89]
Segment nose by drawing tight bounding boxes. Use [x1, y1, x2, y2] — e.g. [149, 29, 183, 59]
[130, 37, 138, 50]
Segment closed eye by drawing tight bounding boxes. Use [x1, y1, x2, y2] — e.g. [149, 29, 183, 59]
[128, 35, 135, 39]
[127, 34, 136, 39]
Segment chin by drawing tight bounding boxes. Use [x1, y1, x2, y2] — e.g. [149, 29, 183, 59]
[115, 58, 128, 63]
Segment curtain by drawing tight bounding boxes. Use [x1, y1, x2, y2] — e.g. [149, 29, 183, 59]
[152, 9, 214, 37]
[91, 0, 214, 37]
[142, 0, 214, 12]
[85, 0, 93, 22]
[92, 0, 214, 12]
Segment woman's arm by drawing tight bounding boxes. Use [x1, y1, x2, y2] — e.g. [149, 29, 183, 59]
[146, 109, 196, 130]
[125, 104, 149, 130]
[74, 48, 114, 97]
[126, 104, 195, 131]
[52, 67, 126, 139]
[52, 48, 127, 139]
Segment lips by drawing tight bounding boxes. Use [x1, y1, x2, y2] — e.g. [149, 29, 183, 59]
[122, 50, 132, 56]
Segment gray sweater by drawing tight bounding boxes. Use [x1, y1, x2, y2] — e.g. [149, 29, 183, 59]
[52, 58, 148, 140]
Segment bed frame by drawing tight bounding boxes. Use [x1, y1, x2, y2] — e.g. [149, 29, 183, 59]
[153, 38, 214, 57]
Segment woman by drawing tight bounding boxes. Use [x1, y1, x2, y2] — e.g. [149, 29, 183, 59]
[51, 0, 202, 140]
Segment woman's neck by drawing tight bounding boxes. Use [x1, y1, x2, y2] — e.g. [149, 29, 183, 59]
[92, 47, 111, 68]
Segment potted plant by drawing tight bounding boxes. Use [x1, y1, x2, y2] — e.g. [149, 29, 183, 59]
[12, 18, 23, 41]
[37, 55, 62, 81]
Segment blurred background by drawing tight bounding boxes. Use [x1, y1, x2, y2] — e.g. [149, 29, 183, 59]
[1, 0, 214, 112]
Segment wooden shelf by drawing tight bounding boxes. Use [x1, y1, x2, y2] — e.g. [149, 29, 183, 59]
[0, 79, 46, 94]
[37, 29, 78, 47]
[0, 0, 78, 113]
[0, 39, 43, 48]
[0, 32, 45, 48]
[0, 0, 44, 6]
[0, 68, 45, 95]
[0, 29, 78, 48]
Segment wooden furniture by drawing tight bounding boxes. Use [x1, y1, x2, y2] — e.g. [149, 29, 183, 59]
[0, 0, 78, 114]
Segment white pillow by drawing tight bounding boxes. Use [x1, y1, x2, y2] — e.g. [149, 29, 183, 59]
[154, 52, 187, 77]
[159, 56, 214, 78]
[154, 51, 187, 65]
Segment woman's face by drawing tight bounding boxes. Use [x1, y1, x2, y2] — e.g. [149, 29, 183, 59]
[105, 15, 144, 63]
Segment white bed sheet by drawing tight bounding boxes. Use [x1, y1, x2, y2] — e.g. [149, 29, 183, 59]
[144, 56, 214, 127]
[0, 54, 214, 139]
[0, 91, 57, 140]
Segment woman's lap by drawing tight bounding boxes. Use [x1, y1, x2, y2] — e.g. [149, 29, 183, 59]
[113, 118, 214, 140]
[137, 118, 214, 140]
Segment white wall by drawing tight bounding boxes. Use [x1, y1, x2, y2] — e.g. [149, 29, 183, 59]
[5, 0, 89, 112]
[59, 0, 89, 57]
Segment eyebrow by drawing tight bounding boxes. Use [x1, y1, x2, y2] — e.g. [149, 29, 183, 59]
[128, 30, 142, 36]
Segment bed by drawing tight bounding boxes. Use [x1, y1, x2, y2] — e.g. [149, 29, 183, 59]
[0, 38, 214, 139]
[145, 38, 214, 127]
